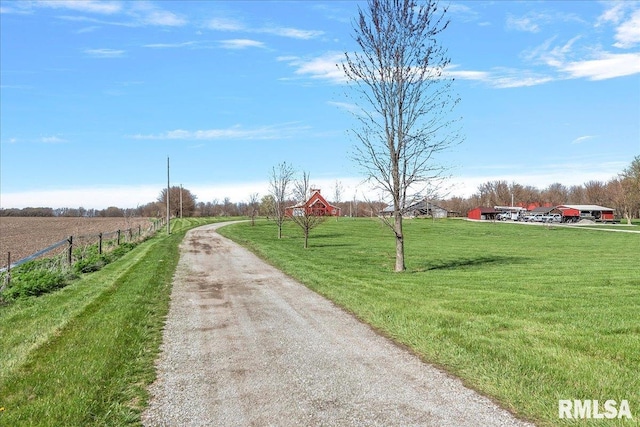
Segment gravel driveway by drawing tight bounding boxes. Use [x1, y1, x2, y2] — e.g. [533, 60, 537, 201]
[142, 222, 534, 426]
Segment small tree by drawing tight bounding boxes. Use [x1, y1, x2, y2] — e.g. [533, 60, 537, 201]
[342, 0, 462, 271]
[269, 162, 295, 239]
[333, 180, 344, 221]
[288, 172, 326, 248]
[248, 192, 260, 226]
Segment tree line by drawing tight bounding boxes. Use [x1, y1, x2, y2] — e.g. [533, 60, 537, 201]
[440, 156, 640, 223]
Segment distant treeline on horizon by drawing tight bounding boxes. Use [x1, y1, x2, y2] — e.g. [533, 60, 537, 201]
[0, 206, 142, 218]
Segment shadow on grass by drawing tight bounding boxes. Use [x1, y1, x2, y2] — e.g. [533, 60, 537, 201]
[414, 255, 529, 272]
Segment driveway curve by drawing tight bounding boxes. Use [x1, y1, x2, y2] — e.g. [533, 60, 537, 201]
[142, 222, 534, 427]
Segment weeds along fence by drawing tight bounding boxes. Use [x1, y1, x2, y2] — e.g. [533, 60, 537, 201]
[0, 218, 166, 291]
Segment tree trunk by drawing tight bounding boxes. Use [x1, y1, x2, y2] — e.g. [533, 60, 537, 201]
[394, 212, 405, 272]
[304, 228, 309, 249]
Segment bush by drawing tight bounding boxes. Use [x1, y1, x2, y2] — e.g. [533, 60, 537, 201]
[1, 269, 74, 301]
[1, 241, 141, 303]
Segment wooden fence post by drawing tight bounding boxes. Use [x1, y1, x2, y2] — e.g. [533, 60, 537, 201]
[99, 233, 103, 255]
[117, 230, 121, 245]
[67, 236, 73, 265]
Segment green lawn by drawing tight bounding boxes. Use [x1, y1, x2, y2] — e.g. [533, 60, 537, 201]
[0, 217, 224, 426]
[219, 218, 640, 426]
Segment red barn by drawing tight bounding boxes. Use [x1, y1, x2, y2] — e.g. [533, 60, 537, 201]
[557, 205, 615, 222]
[285, 189, 340, 217]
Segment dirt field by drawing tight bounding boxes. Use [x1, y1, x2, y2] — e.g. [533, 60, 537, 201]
[0, 217, 154, 268]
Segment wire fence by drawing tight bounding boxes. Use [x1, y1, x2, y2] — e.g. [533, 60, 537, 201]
[0, 218, 166, 290]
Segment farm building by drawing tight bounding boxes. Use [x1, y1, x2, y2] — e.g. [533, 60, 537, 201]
[556, 205, 615, 222]
[285, 189, 340, 217]
[380, 200, 449, 218]
[467, 207, 499, 220]
[529, 206, 563, 215]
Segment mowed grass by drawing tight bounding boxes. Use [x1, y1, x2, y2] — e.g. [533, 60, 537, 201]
[219, 218, 640, 426]
[0, 217, 223, 426]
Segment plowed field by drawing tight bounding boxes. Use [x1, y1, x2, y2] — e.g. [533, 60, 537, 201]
[0, 217, 154, 268]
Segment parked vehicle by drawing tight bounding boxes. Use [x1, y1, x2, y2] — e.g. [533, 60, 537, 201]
[546, 213, 562, 223]
[533, 214, 545, 222]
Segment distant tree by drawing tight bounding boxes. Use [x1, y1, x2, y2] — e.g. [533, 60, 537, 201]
[342, 0, 462, 271]
[259, 195, 276, 218]
[567, 185, 586, 204]
[333, 180, 344, 220]
[583, 180, 608, 206]
[543, 183, 568, 206]
[268, 162, 295, 239]
[158, 186, 197, 218]
[248, 193, 260, 225]
[101, 206, 125, 217]
[616, 156, 640, 223]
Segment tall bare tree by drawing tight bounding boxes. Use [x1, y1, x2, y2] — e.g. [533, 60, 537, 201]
[342, 0, 461, 271]
[158, 186, 196, 218]
[616, 155, 640, 223]
[269, 162, 295, 239]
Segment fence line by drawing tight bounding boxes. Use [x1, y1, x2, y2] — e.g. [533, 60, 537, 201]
[0, 218, 165, 274]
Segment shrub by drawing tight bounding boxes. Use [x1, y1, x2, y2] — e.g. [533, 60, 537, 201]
[1, 269, 74, 301]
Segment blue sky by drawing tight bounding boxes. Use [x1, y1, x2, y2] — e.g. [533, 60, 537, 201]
[1, 0, 639, 209]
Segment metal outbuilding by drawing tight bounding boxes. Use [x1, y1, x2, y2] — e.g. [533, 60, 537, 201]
[556, 205, 615, 222]
[467, 207, 499, 220]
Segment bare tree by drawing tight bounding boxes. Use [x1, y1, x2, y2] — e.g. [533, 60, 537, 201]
[248, 192, 260, 226]
[269, 162, 295, 239]
[333, 180, 344, 220]
[288, 172, 326, 248]
[293, 171, 311, 202]
[342, 0, 462, 271]
[615, 155, 640, 223]
[157, 186, 197, 218]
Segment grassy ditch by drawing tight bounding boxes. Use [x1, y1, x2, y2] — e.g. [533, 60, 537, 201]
[219, 218, 640, 426]
[0, 217, 223, 425]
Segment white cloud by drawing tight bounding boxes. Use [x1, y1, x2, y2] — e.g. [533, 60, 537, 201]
[571, 135, 597, 144]
[207, 17, 245, 31]
[141, 10, 185, 26]
[279, 52, 346, 83]
[506, 14, 540, 33]
[560, 52, 640, 80]
[143, 41, 200, 49]
[84, 48, 125, 58]
[36, 0, 122, 15]
[260, 26, 323, 40]
[41, 136, 67, 143]
[206, 16, 322, 40]
[447, 65, 553, 88]
[128, 2, 186, 27]
[218, 39, 265, 50]
[129, 123, 309, 141]
[597, 2, 628, 26]
[613, 9, 640, 48]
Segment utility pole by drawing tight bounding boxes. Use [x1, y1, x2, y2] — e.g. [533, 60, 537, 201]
[180, 184, 183, 219]
[167, 156, 170, 235]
